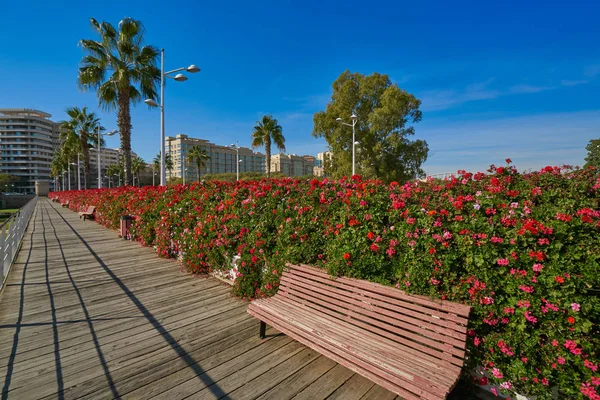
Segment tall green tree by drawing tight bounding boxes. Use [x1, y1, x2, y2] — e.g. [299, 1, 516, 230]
[0, 174, 20, 193]
[187, 145, 211, 181]
[313, 70, 428, 182]
[60, 106, 103, 189]
[131, 156, 146, 186]
[78, 17, 160, 186]
[584, 139, 600, 169]
[251, 115, 285, 178]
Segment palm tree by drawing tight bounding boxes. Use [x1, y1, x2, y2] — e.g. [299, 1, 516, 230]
[187, 145, 211, 181]
[131, 156, 146, 186]
[51, 151, 68, 190]
[154, 152, 174, 179]
[60, 106, 102, 189]
[106, 163, 124, 187]
[78, 17, 160, 186]
[251, 115, 285, 178]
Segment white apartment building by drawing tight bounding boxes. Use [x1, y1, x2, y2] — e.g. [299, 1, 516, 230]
[165, 134, 266, 180]
[0, 109, 60, 193]
[270, 154, 316, 177]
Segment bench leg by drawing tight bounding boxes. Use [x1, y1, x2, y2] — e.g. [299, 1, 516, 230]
[259, 321, 266, 339]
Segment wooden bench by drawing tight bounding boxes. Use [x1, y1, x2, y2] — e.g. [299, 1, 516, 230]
[247, 263, 472, 400]
[61, 200, 70, 208]
[78, 206, 95, 221]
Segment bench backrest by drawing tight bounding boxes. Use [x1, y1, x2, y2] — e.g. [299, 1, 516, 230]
[86, 206, 95, 213]
[278, 263, 472, 374]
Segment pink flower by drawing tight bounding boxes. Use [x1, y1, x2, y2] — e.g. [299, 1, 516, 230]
[521, 357, 528, 363]
[491, 388, 498, 396]
[500, 381, 513, 390]
[532, 263, 543, 272]
[572, 303, 581, 312]
[497, 258, 509, 266]
[491, 367, 503, 379]
[519, 285, 534, 293]
[503, 307, 515, 314]
[524, 311, 537, 323]
[557, 356, 566, 365]
[474, 337, 481, 346]
[584, 360, 598, 372]
[551, 339, 559, 347]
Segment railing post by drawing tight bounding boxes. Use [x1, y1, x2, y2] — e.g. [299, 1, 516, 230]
[0, 224, 4, 281]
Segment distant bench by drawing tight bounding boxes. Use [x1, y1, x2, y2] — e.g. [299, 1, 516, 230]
[78, 206, 95, 221]
[248, 263, 472, 400]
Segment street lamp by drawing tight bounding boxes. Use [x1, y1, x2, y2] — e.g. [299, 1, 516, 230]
[97, 127, 118, 189]
[183, 168, 188, 185]
[229, 142, 240, 181]
[336, 113, 358, 176]
[71, 156, 81, 190]
[145, 49, 200, 187]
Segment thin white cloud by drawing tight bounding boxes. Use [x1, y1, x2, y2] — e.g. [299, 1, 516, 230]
[420, 79, 501, 111]
[561, 80, 589, 87]
[508, 84, 555, 94]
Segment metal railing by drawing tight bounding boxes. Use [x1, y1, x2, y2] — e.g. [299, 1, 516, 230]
[0, 196, 37, 291]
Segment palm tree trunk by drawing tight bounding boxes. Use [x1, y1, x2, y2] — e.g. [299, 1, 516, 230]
[117, 89, 133, 186]
[265, 137, 271, 179]
[80, 130, 90, 189]
[197, 161, 201, 181]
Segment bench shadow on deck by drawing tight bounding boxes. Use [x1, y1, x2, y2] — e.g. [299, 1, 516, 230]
[0, 198, 401, 400]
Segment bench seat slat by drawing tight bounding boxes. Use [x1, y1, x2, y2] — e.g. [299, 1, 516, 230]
[248, 305, 447, 400]
[259, 296, 461, 386]
[277, 291, 464, 373]
[291, 263, 471, 318]
[281, 273, 468, 349]
[280, 275, 466, 358]
[278, 284, 465, 369]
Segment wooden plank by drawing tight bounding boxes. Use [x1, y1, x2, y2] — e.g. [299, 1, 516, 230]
[360, 384, 398, 400]
[327, 373, 376, 400]
[290, 364, 355, 400]
[256, 355, 338, 400]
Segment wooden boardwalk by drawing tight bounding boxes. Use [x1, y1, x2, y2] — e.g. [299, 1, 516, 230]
[0, 198, 399, 400]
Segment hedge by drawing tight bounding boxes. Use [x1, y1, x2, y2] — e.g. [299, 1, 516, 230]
[50, 162, 600, 399]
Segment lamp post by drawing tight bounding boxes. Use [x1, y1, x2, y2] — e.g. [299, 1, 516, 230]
[145, 49, 200, 187]
[229, 142, 240, 181]
[72, 155, 81, 191]
[106, 176, 111, 189]
[336, 113, 358, 176]
[67, 165, 71, 191]
[97, 127, 118, 189]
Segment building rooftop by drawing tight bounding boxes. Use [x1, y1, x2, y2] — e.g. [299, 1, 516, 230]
[0, 108, 53, 118]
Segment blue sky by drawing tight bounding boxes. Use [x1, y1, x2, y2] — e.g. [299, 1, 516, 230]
[1, 0, 599, 175]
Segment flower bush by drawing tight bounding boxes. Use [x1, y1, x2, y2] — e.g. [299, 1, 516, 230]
[50, 161, 600, 399]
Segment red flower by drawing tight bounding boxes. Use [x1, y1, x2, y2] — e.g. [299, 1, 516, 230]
[367, 231, 375, 240]
[505, 158, 512, 164]
[555, 276, 565, 284]
[343, 252, 351, 260]
[370, 243, 379, 252]
[567, 316, 575, 324]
